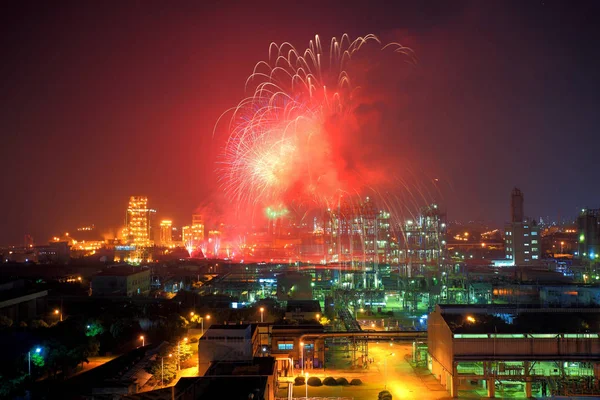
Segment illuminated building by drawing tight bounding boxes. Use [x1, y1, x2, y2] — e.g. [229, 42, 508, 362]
[576, 208, 600, 261]
[183, 214, 205, 252]
[159, 220, 173, 247]
[428, 304, 600, 398]
[125, 196, 155, 247]
[504, 188, 540, 265]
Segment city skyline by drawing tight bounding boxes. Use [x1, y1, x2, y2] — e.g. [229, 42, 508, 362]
[2, 1, 600, 245]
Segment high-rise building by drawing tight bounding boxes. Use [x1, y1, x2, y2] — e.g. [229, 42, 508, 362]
[160, 220, 173, 247]
[505, 188, 540, 265]
[125, 196, 155, 247]
[183, 214, 205, 250]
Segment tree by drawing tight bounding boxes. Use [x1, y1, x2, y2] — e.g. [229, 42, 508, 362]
[176, 342, 193, 363]
[85, 320, 104, 337]
[146, 357, 177, 384]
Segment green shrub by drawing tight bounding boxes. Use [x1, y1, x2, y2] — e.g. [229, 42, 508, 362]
[350, 378, 362, 385]
[323, 377, 337, 386]
[294, 376, 305, 386]
[307, 376, 322, 386]
[336, 377, 349, 385]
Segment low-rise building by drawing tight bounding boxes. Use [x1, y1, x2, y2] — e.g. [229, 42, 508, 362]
[198, 324, 260, 372]
[124, 357, 278, 400]
[91, 265, 150, 297]
[284, 300, 321, 322]
[428, 304, 600, 398]
[0, 280, 48, 323]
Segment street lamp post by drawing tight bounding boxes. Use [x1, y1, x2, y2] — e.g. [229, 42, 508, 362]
[260, 307, 265, 323]
[54, 309, 62, 322]
[300, 341, 304, 374]
[139, 335, 145, 347]
[200, 315, 211, 337]
[28, 348, 41, 375]
[161, 353, 172, 386]
[305, 372, 309, 399]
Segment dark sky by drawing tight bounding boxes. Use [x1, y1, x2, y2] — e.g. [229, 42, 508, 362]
[1, 0, 600, 245]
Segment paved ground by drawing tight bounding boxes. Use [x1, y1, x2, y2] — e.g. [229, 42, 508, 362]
[277, 343, 453, 400]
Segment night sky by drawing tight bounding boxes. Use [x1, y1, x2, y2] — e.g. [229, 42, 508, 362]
[1, 0, 600, 245]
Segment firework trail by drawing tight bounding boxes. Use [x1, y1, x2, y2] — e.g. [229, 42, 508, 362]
[217, 34, 416, 213]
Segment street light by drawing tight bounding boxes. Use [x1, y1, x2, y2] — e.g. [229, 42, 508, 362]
[161, 353, 172, 386]
[316, 313, 320, 321]
[466, 315, 476, 324]
[305, 372, 309, 399]
[28, 347, 41, 375]
[139, 335, 145, 347]
[200, 315, 211, 337]
[54, 309, 63, 322]
[260, 307, 265, 323]
[300, 341, 304, 374]
[177, 337, 188, 371]
[384, 352, 395, 390]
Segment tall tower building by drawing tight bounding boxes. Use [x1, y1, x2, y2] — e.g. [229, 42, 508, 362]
[183, 214, 205, 250]
[511, 188, 524, 223]
[505, 188, 540, 265]
[126, 196, 155, 247]
[160, 220, 173, 247]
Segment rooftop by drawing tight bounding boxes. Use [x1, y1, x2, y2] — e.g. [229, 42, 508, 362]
[95, 265, 149, 277]
[286, 300, 321, 313]
[437, 305, 600, 334]
[124, 376, 268, 400]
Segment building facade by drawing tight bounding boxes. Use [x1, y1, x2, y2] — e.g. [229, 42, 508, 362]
[125, 196, 155, 247]
[91, 266, 151, 297]
[159, 220, 172, 247]
[428, 304, 600, 398]
[505, 188, 540, 265]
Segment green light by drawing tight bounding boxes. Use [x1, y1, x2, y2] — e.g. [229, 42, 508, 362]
[580, 234, 585, 243]
[265, 205, 289, 220]
[311, 282, 315, 287]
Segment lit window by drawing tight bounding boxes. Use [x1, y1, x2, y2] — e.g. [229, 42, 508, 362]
[525, 243, 529, 246]
[524, 234, 529, 237]
[532, 255, 539, 260]
[532, 232, 538, 236]
[531, 240, 538, 244]
[277, 343, 294, 350]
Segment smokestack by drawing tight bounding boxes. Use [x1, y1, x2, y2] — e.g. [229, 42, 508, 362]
[511, 188, 524, 223]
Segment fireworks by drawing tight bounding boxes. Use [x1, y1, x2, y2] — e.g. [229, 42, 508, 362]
[218, 34, 414, 212]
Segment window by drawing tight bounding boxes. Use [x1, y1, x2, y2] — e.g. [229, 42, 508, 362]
[532, 248, 538, 252]
[524, 243, 529, 246]
[531, 240, 538, 244]
[532, 255, 539, 260]
[532, 232, 538, 236]
[524, 234, 529, 237]
[277, 341, 294, 350]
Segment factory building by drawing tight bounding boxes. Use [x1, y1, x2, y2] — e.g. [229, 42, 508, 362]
[125, 196, 155, 248]
[428, 304, 600, 398]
